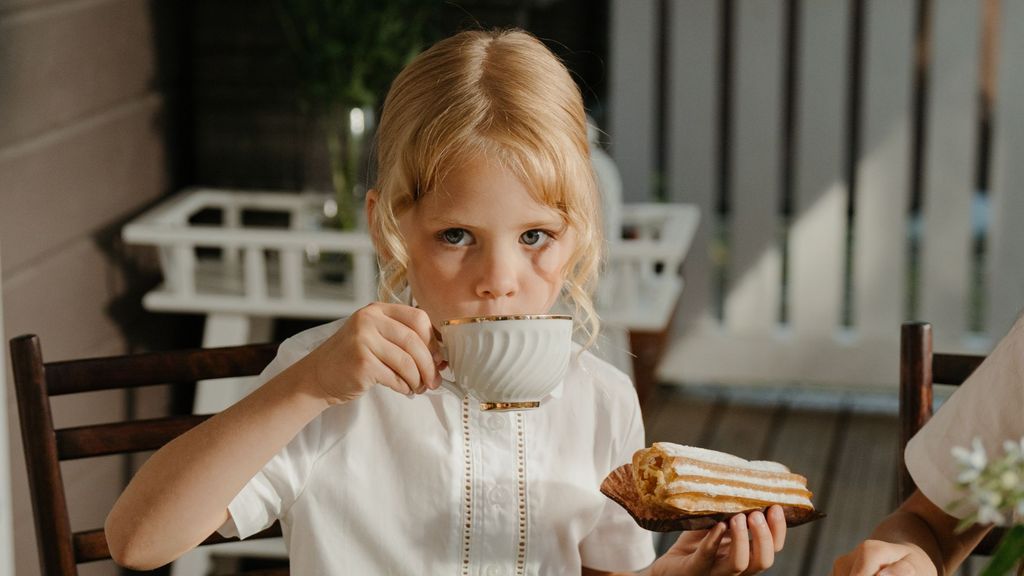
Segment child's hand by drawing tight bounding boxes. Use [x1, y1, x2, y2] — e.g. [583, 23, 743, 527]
[829, 540, 937, 576]
[302, 303, 443, 404]
[650, 506, 787, 576]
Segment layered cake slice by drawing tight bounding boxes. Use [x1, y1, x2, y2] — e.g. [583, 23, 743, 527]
[632, 442, 815, 515]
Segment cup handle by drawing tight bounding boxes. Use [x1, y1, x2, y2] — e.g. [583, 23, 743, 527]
[438, 378, 463, 397]
[436, 339, 464, 397]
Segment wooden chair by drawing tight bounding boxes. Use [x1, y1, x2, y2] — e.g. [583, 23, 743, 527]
[899, 321, 1004, 556]
[9, 334, 288, 576]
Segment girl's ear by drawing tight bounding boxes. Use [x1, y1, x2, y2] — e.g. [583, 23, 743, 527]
[365, 189, 390, 261]
[365, 188, 378, 228]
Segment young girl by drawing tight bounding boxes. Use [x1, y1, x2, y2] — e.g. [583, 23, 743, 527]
[106, 29, 787, 575]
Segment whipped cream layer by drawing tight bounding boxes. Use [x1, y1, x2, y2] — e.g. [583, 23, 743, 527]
[636, 442, 815, 512]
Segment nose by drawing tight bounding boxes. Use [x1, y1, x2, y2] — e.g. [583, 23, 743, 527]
[474, 245, 519, 300]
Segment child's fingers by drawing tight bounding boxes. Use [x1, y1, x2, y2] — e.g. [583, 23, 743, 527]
[686, 522, 728, 573]
[379, 303, 446, 381]
[667, 529, 709, 554]
[365, 337, 422, 394]
[765, 505, 787, 552]
[725, 513, 750, 574]
[377, 315, 440, 391]
[377, 304, 435, 347]
[361, 353, 415, 396]
[746, 511, 775, 572]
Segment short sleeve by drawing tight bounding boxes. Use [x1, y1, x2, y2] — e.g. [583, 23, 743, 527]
[906, 314, 1024, 518]
[218, 320, 346, 538]
[219, 416, 324, 538]
[579, 387, 656, 572]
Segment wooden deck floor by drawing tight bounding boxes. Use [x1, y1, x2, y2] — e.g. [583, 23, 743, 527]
[642, 384, 986, 576]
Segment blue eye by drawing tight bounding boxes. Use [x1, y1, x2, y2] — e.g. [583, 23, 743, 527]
[440, 228, 471, 245]
[520, 230, 550, 246]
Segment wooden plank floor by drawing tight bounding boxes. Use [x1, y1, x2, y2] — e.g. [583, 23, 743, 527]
[642, 385, 986, 576]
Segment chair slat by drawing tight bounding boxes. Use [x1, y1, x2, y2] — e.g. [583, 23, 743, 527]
[932, 353, 985, 386]
[45, 343, 279, 396]
[73, 524, 284, 564]
[12, 333, 287, 574]
[56, 416, 212, 460]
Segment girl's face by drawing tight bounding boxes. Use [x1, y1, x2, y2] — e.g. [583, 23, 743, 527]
[396, 155, 577, 327]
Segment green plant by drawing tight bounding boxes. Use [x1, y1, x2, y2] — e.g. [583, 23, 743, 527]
[274, 0, 439, 228]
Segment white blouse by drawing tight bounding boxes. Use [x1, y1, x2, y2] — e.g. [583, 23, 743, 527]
[219, 319, 656, 575]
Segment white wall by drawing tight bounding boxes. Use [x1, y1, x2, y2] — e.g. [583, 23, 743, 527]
[0, 2, 176, 574]
[0, 244, 13, 576]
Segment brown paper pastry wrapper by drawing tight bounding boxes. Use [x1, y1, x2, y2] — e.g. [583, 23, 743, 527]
[600, 464, 826, 532]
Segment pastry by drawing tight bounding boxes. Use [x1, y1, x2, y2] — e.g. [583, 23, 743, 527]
[631, 442, 815, 515]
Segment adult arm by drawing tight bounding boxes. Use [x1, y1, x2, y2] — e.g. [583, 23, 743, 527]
[831, 490, 992, 575]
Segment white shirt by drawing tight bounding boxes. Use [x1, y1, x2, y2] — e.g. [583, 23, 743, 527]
[905, 314, 1024, 519]
[219, 319, 656, 575]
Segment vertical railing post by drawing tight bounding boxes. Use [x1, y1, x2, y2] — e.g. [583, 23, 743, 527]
[244, 245, 267, 302]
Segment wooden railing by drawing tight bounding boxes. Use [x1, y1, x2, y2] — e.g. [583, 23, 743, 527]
[609, 0, 1024, 388]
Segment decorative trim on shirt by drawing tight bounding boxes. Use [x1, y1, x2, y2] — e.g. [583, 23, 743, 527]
[461, 396, 473, 576]
[515, 412, 529, 575]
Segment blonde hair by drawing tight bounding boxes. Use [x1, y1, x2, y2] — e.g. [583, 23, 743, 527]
[370, 29, 603, 343]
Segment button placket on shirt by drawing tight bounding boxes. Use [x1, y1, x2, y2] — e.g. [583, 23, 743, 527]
[484, 564, 508, 576]
[488, 484, 512, 507]
[472, 405, 519, 574]
[485, 412, 507, 432]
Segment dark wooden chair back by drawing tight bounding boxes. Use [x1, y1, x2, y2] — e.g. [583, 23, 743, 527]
[899, 321, 1002, 555]
[10, 334, 287, 576]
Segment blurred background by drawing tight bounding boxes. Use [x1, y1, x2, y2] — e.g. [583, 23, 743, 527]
[3, 0, 1024, 575]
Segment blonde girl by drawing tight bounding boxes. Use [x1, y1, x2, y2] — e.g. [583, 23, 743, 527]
[106, 29, 787, 575]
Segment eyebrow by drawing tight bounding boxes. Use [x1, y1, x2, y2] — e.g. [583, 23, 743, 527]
[426, 216, 565, 230]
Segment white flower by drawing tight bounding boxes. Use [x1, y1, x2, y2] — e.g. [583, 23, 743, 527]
[1001, 470, 1020, 490]
[981, 489, 1003, 509]
[952, 438, 988, 473]
[1003, 439, 1022, 458]
[977, 505, 1006, 526]
[951, 436, 1024, 529]
[957, 468, 981, 484]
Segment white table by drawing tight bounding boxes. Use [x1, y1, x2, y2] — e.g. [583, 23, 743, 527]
[124, 188, 699, 408]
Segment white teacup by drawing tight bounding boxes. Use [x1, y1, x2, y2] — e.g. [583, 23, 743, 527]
[439, 314, 573, 410]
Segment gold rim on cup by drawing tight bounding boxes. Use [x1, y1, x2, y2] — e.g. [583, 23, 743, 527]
[479, 401, 542, 411]
[442, 314, 572, 326]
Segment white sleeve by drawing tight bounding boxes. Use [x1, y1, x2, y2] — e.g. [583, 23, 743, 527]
[579, 387, 656, 572]
[218, 415, 325, 539]
[217, 320, 344, 538]
[905, 314, 1024, 519]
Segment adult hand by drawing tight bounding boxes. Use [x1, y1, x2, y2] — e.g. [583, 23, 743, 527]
[301, 303, 442, 404]
[650, 506, 787, 576]
[830, 540, 938, 576]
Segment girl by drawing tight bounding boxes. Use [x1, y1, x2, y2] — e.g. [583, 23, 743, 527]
[106, 29, 787, 575]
